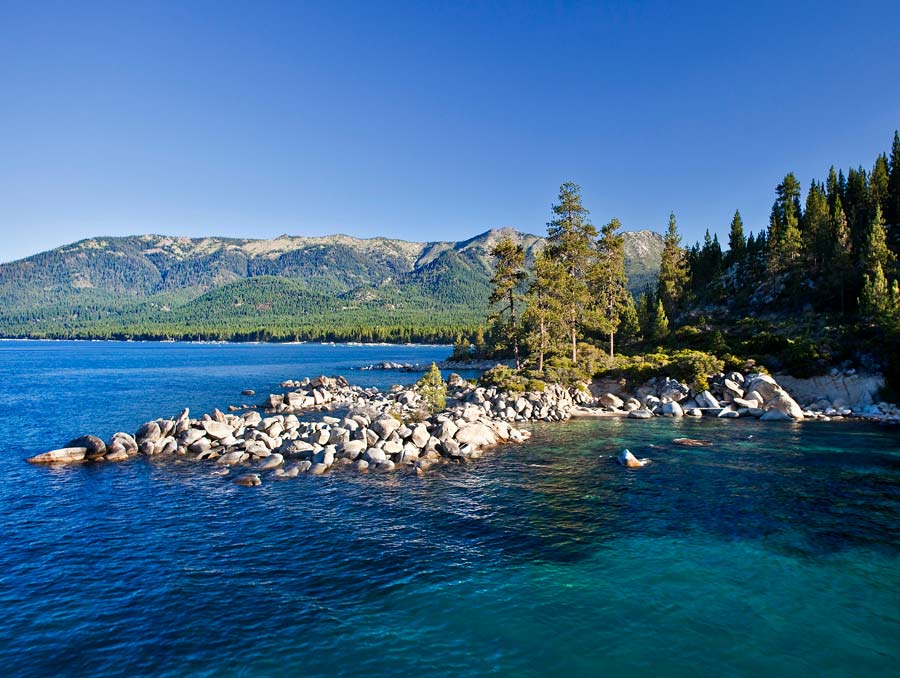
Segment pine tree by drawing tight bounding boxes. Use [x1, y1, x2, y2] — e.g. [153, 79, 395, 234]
[845, 166, 871, 256]
[524, 250, 565, 372]
[636, 289, 654, 339]
[417, 363, 447, 413]
[887, 131, 900, 253]
[727, 209, 746, 267]
[860, 265, 890, 321]
[617, 294, 641, 345]
[826, 166, 840, 211]
[590, 217, 629, 358]
[650, 298, 669, 342]
[871, 154, 890, 217]
[830, 195, 853, 314]
[544, 182, 597, 364]
[769, 173, 803, 274]
[488, 235, 527, 368]
[656, 212, 688, 319]
[802, 180, 830, 280]
[862, 204, 895, 276]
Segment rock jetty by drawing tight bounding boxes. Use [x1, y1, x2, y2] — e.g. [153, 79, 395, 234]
[26, 367, 896, 482]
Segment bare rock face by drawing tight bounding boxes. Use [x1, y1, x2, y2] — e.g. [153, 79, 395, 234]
[27, 447, 87, 464]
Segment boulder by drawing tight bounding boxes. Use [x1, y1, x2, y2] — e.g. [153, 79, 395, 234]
[628, 409, 653, 419]
[135, 421, 161, 445]
[264, 394, 284, 409]
[658, 401, 684, 418]
[202, 420, 233, 440]
[339, 440, 367, 459]
[233, 473, 261, 487]
[258, 453, 284, 470]
[66, 435, 106, 460]
[309, 462, 329, 475]
[364, 448, 387, 464]
[371, 416, 401, 439]
[217, 451, 247, 466]
[658, 379, 690, 402]
[241, 389, 255, 396]
[107, 432, 138, 456]
[433, 419, 459, 442]
[617, 449, 651, 468]
[599, 393, 625, 410]
[410, 423, 430, 448]
[382, 440, 403, 455]
[695, 391, 720, 409]
[189, 438, 212, 455]
[454, 422, 497, 448]
[760, 393, 804, 421]
[27, 447, 87, 464]
[744, 374, 780, 402]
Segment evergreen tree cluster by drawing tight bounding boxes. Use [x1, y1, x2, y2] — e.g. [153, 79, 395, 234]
[472, 182, 635, 372]
[676, 131, 900, 330]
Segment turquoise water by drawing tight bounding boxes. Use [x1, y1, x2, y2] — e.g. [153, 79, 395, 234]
[1, 341, 899, 677]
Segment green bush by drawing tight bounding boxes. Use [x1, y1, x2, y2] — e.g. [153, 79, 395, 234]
[480, 365, 526, 392]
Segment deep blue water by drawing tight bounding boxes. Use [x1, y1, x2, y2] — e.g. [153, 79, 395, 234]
[1, 340, 899, 677]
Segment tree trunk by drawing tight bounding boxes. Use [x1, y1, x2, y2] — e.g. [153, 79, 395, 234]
[538, 317, 546, 372]
[609, 331, 615, 360]
[510, 289, 519, 370]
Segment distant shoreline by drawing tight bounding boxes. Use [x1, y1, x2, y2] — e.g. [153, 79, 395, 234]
[0, 337, 453, 349]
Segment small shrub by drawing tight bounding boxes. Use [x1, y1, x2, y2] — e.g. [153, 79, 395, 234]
[417, 363, 447, 413]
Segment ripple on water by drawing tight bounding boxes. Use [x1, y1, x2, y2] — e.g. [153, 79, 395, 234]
[1, 342, 899, 677]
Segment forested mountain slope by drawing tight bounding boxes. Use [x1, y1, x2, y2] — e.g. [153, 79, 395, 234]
[0, 228, 662, 342]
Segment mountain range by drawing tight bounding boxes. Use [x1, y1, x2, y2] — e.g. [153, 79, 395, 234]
[0, 228, 663, 342]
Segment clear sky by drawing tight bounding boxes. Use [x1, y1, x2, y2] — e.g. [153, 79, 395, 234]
[2, 0, 899, 263]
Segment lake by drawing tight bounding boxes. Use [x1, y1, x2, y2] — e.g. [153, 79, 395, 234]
[1, 340, 899, 677]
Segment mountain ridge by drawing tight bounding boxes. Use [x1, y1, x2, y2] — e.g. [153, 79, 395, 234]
[0, 228, 663, 341]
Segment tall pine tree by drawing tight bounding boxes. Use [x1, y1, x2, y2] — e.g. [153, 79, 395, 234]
[727, 209, 746, 268]
[887, 131, 900, 255]
[590, 217, 629, 359]
[657, 212, 688, 320]
[544, 182, 597, 365]
[524, 250, 565, 372]
[488, 235, 527, 369]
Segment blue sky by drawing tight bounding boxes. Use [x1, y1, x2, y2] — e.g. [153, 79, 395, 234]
[1, 1, 899, 262]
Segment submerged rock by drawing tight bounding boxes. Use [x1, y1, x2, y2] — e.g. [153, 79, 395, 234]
[617, 449, 651, 468]
[233, 473, 261, 487]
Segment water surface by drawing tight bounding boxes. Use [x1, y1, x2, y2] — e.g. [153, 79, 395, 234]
[1, 341, 898, 677]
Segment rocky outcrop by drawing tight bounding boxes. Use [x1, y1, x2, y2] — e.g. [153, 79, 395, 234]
[775, 371, 896, 418]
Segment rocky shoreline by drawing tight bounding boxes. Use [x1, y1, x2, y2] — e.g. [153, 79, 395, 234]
[25, 369, 899, 484]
